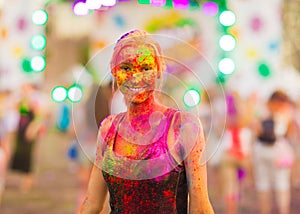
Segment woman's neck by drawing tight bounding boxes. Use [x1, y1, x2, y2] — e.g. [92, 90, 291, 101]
[126, 95, 167, 132]
[127, 95, 156, 121]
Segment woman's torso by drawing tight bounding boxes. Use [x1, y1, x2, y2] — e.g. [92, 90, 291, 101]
[101, 108, 188, 214]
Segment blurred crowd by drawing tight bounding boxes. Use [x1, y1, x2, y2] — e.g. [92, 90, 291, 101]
[203, 87, 300, 214]
[1, 81, 300, 214]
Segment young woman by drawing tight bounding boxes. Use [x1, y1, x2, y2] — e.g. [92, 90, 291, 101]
[77, 29, 214, 214]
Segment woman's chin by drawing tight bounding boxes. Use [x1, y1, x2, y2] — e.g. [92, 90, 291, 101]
[123, 90, 154, 105]
[127, 97, 148, 105]
[125, 94, 150, 105]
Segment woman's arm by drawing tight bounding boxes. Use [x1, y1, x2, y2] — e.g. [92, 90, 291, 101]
[179, 112, 214, 214]
[77, 165, 108, 214]
[77, 115, 115, 214]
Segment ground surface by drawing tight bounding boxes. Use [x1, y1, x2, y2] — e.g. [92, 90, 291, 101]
[1, 130, 300, 214]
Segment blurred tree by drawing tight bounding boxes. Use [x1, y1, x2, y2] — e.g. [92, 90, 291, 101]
[282, 0, 300, 73]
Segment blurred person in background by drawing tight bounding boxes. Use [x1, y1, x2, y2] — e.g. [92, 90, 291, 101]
[10, 83, 47, 193]
[0, 91, 13, 203]
[0, 89, 20, 203]
[252, 90, 294, 214]
[219, 91, 253, 214]
[287, 96, 300, 190]
[77, 29, 214, 214]
[68, 81, 112, 211]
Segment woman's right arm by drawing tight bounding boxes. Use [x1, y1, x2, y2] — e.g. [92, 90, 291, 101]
[77, 115, 115, 214]
[77, 165, 108, 213]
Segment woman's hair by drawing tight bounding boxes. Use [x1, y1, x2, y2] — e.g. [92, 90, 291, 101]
[110, 29, 166, 77]
[268, 90, 291, 103]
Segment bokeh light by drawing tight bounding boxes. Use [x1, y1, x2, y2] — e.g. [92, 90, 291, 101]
[17, 17, 27, 31]
[73, 1, 89, 16]
[219, 10, 236, 26]
[30, 34, 47, 50]
[202, 1, 218, 16]
[258, 62, 271, 77]
[219, 34, 236, 51]
[101, 0, 117, 7]
[86, 0, 102, 10]
[189, 0, 200, 10]
[30, 56, 46, 72]
[218, 58, 235, 74]
[32, 9, 48, 25]
[247, 49, 258, 59]
[13, 46, 23, 57]
[151, 0, 166, 7]
[173, 0, 189, 10]
[52, 86, 68, 102]
[138, 0, 150, 4]
[183, 89, 201, 108]
[67, 85, 83, 103]
[21, 58, 32, 73]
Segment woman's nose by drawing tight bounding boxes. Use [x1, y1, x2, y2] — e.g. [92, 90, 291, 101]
[131, 72, 143, 82]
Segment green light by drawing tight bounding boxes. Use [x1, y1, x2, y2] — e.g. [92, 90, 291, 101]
[21, 58, 32, 73]
[138, 0, 150, 4]
[30, 34, 46, 50]
[163, 0, 173, 9]
[32, 9, 48, 26]
[258, 62, 271, 77]
[189, 0, 200, 10]
[52, 86, 67, 102]
[183, 89, 201, 108]
[67, 85, 83, 103]
[31, 56, 46, 72]
[216, 74, 227, 84]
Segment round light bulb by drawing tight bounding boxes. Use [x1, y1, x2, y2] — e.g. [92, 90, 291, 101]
[218, 58, 235, 74]
[219, 35, 236, 51]
[32, 10, 48, 25]
[52, 86, 67, 102]
[183, 89, 201, 107]
[31, 56, 46, 72]
[68, 86, 83, 102]
[219, 10, 236, 26]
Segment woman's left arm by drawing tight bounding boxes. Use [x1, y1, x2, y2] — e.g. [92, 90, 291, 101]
[181, 113, 214, 214]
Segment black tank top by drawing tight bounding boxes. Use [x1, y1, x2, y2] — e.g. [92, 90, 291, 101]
[101, 109, 188, 214]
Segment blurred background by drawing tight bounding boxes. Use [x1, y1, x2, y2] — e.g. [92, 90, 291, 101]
[1, 0, 300, 213]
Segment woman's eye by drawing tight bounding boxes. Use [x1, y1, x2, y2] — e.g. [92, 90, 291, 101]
[142, 66, 151, 71]
[120, 65, 132, 71]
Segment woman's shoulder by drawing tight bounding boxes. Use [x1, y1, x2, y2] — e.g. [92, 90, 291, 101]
[99, 113, 125, 133]
[170, 109, 201, 128]
[169, 110, 202, 147]
[97, 113, 122, 143]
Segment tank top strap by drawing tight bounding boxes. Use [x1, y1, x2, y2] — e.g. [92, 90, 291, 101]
[104, 109, 178, 153]
[166, 108, 178, 121]
[160, 108, 182, 166]
[163, 108, 179, 141]
[103, 113, 126, 149]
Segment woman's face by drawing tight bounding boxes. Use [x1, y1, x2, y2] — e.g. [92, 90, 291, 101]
[113, 44, 159, 104]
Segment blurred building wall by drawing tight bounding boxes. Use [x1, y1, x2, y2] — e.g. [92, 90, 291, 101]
[1, 0, 300, 99]
[0, 0, 44, 90]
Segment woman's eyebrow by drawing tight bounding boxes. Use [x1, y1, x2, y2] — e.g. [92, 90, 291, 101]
[118, 61, 132, 66]
[140, 63, 155, 67]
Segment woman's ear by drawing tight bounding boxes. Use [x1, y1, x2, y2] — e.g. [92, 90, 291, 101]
[156, 56, 165, 79]
[157, 70, 161, 79]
